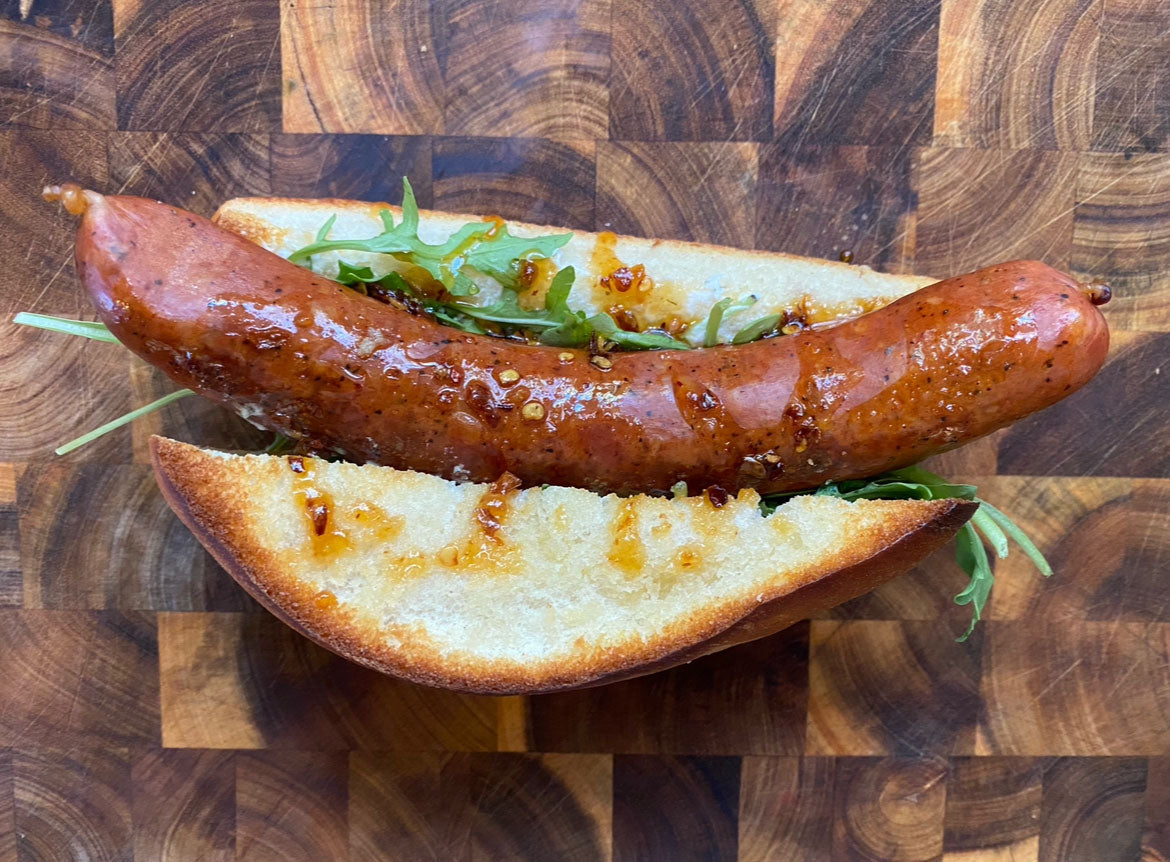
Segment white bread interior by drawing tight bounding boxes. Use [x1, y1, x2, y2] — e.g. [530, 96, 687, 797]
[212, 197, 935, 346]
[152, 437, 972, 694]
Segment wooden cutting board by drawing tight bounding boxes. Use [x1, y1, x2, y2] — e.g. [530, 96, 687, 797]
[2, 0, 1169, 859]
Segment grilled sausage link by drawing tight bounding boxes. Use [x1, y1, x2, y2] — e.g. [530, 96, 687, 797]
[62, 188, 1110, 495]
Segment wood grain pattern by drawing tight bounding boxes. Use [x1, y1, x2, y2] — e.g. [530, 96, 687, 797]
[913, 147, 1078, 274]
[738, 756, 834, 861]
[235, 751, 348, 862]
[0, 15, 114, 130]
[131, 749, 235, 861]
[158, 612, 497, 751]
[832, 756, 948, 862]
[1038, 757, 1147, 862]
[114, 0, 280, 132]
[281, 0, 444, 135]
[3, 0, 1170, 853]
[443, 0, 610, 141]
[12, 747, 131, 862]
[0, 130, 107, 315]
[350, 752, 611, 861]
[19, 462, 245, 610]
[0, 611, 158, 748]
[942, 757, 1043, 861]
[773, 0, 939, 149]
[433, 136, 595, 229]
[596, 142, 757, 245]
[613, 755, 739, 862]
[757, 144, 915, 271]
[609, 0, 773, 141]
[530, 625, 808, 756]
[934, 0, 1100, 150]
[1092, 0, 1170, 152]
[807, 620, 981, 756]
[1072, 151, 1170, 329]
[269, 133, 432, 202]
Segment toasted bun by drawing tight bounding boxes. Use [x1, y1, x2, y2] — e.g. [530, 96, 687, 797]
[151, 437, 974, 694]
[213, 197, 935, 346]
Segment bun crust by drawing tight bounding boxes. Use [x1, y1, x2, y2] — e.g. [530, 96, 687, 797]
[152, 437, 974, 694]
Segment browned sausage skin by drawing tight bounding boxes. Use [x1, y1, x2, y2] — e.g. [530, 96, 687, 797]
[65, 189, 1110, 496]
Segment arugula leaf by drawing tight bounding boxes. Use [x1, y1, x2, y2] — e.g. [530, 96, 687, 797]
[704, 295, 757, 348]
[54, 389, 195, 455]
[760, 464, 1050, 641]
[289, 178, 572, 294]
[732, 313, 784, 345]
[14, 313, 119, 343]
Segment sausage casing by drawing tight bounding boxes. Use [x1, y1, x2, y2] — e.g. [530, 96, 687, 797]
[73, 192, 1111, 495]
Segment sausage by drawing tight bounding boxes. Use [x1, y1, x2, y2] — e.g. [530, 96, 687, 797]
[63, 188, 1111, 496]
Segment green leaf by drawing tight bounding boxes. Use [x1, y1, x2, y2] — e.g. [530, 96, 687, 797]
[704, 295, 757, 347]
[315, 214, 337, 243]
[54, 389, 195, 456]
[336, 260, 379, 284]
[13, 313, 119, 343]
[953, 521, 994, 642]
[971, 508, 1010, 558]
[731, 313, 784, 345]
[978, 501, 1053, 577]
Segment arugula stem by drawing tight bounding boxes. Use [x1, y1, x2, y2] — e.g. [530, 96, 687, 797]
[55, 389, 195, 455]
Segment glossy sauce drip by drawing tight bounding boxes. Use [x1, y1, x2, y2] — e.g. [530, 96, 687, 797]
[516, 257, 559, 309]
[474, 471, 522, 539]
[313, 589, 338, 610]
[349, 501, 405, 540]
[671, 378, 745, 439]
[287, 456, 351, 557]
[43, 183, 89, 215]
[607, 499, 646, 577]
[591, 232, 654, 305]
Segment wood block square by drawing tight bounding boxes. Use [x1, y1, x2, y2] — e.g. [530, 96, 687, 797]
[235, 751, 347, 862]
[997, 332, 1170, 478]
[0, 749, 11, 862]
[158, 612, 497, 750]
[773, 0, 939, 148]
[1145, 757, 1170, 861]
[0, 130, 107, 315]
[914, 147, 1078, 274]
[433, 137, 595, 229]
[270, 134, 432, 202]
[596, 142, 757, 246]
[934, 0, 1100, 149]
[807, 620, 982, 756]
[1039, 757, 1147, 862]
[131, 749, 235, 862]
[114, 0, 280, 132]
[943, 757, 1043, 861]
[1, 316, 131, 463]
[966, 477, 1170, 624]
[0, 2, 114, 129]
[832, 757, 947, 861]
[13, 747, 131, 862]
[19, 462, 247, 611]
[107, 132, 270, 219]
[612, 755, 739, 862]
[442, 0, 609, 141]
[1072, 152, 1170, 330]
[738, 756, 833, 861]
[281, 0, 443, 135]
[0, 610, 159, 747]
[0, 464, 20, 608]
[529, 625, 809, 756]
[349, 752, 612, 861]
[609, 0, 774, 141]
[757, 144, 915, 272]
[980, 621, 1170, 755]
[1092, 0, 1170, 152]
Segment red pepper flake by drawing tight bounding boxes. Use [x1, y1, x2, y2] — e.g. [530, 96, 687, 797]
[288, 456, 306, 474]
[705, 486, 730, 508]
